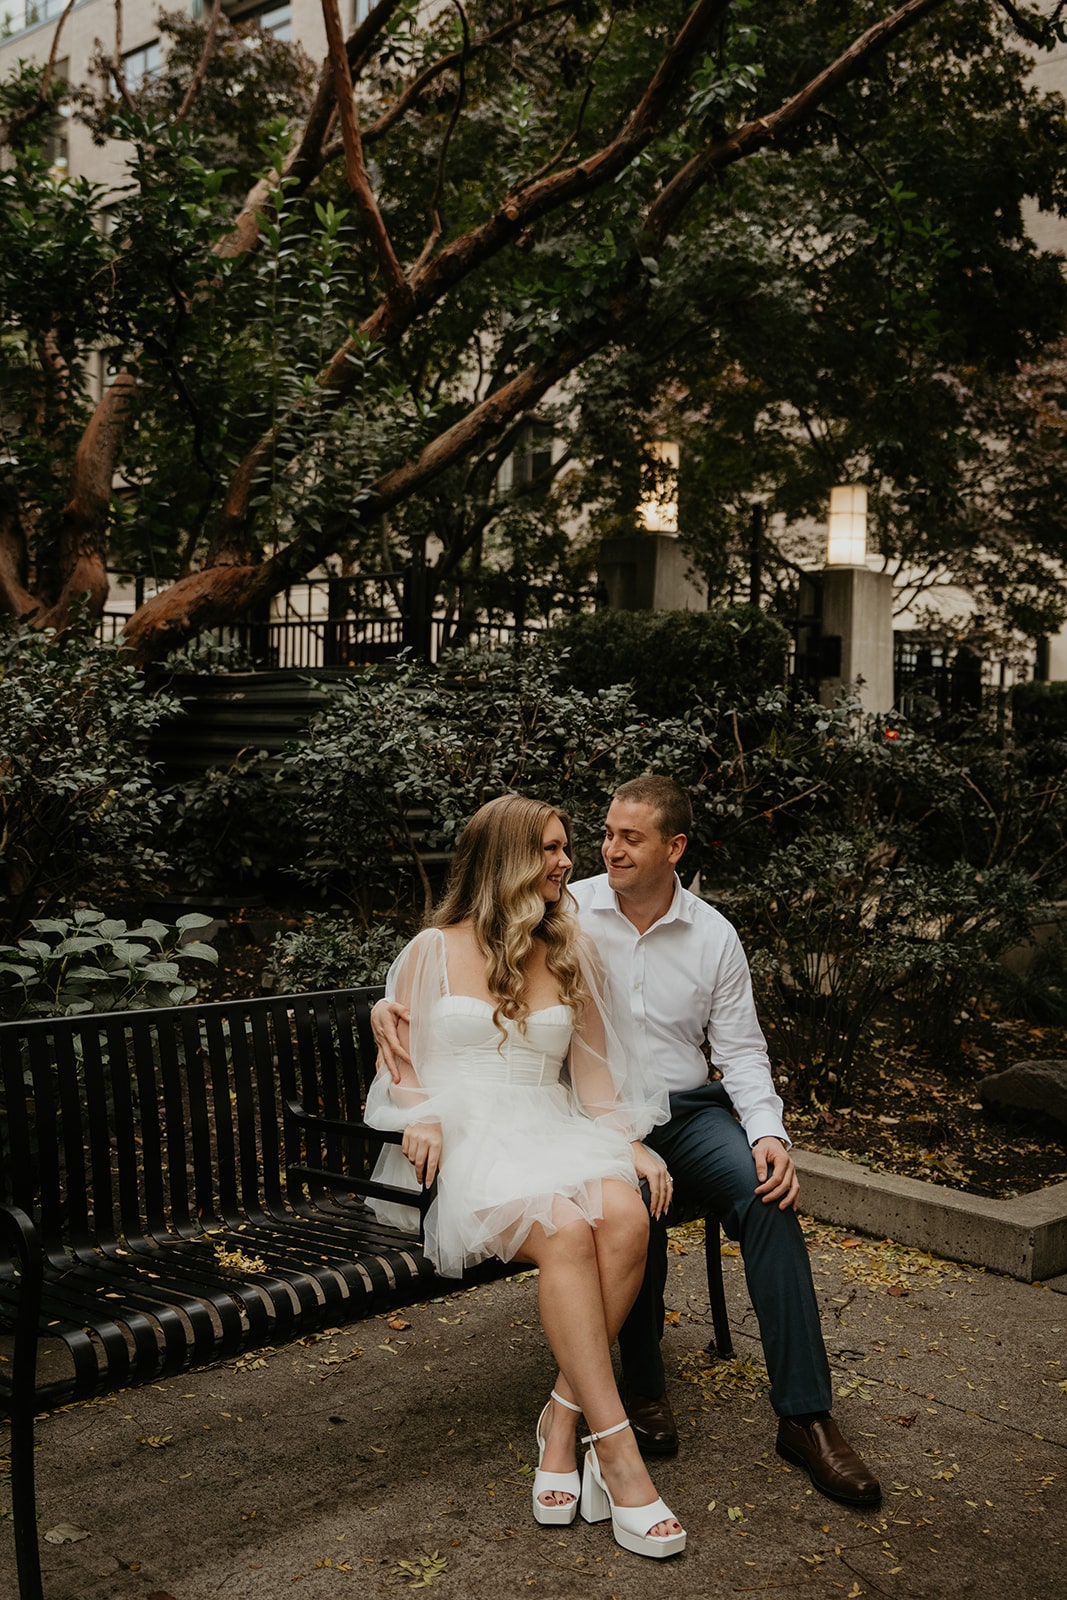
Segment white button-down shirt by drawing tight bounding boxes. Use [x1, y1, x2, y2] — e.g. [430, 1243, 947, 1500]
[568, 873, 788, 1147]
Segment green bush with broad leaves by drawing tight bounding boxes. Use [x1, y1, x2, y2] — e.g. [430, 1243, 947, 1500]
[543, 605, 789, 719]
[0, 909, 219, 1020]
[0, 620, 179, 940]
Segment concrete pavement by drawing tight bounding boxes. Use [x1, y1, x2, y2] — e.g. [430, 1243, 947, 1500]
[2, 1210, 1064, 1600]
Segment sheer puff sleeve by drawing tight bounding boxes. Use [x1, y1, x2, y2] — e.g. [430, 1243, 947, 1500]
[567, 934, 671, 1139]
[363, 928, 453, 1137]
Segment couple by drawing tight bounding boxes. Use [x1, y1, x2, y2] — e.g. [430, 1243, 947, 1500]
[366, 777, 879, 1560]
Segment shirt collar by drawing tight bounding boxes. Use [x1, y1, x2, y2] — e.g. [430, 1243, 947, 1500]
[588, 872, 694, 930]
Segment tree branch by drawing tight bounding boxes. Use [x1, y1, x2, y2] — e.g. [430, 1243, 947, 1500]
[356, 0, 573, 147]
[174, 0, 223, 127]
[32, 376, 139, 628]
[216, 0, 410, 260]
[209, 0, 731, 558]
[320, 0, 408, 305]
[0, 504, 38, 619]
[110, 0, 138, 115]
[413, 0, 471, 273]
[992, 0, 1067, 44]
[646, 0, 949, 244]
[41, 0, 77, 98]
[515, 6, 617, 192]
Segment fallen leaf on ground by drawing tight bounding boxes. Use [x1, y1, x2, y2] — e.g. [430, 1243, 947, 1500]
[390, 1551, 448, 1587]
[44, 1525, 89, 1544]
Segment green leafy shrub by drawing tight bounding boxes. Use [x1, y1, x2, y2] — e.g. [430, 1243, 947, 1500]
[0, 909, 218, 1020]
[267, 918, 408, 993]
[543, 605, 789, 718]
[1012, 681, 1067, 744]
[0, 622, 178, 939]
[730, 835, 1037, 1104]
[281, 645, 717, 925]
[168, 753, 291, 891]
[994, 920, 1067, 1026]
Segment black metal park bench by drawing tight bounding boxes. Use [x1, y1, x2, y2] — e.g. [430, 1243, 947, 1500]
[0, 985, 731, 1600]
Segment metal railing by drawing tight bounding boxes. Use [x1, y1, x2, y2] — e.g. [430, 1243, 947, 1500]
[98, 566, 588, 668]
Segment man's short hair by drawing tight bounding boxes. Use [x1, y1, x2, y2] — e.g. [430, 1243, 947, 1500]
[612, 776, 693, 840]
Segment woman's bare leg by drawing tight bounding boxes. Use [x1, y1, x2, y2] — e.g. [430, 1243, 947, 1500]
[515, 1185, 678, 1535]
[547, 1178, 649, 1411]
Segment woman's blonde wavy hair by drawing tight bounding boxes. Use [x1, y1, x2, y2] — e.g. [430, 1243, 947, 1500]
[432, 794, 588, 1033]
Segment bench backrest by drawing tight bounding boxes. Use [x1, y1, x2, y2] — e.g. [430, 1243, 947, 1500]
[0, 987, 386, 1254]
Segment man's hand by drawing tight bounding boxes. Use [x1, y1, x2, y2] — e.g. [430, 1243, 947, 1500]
[401, 1120, 443, 1187]
[752, 1137, 799, 1210]
[370, 997, 411, 1082]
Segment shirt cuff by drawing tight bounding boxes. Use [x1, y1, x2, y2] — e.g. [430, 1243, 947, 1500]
[743, 1113, 791, 1149]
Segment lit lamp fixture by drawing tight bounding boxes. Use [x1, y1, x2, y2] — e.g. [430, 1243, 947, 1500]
[826, 484, 868, 566]
[638, 441, 680, 534]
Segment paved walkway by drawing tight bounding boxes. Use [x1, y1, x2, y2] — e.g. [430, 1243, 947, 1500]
[2, 1218, 1065, 1600]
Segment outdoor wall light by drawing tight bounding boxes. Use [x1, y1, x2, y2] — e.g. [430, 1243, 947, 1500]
[825, 484, 868, 565]
[638, 441, 680, 534]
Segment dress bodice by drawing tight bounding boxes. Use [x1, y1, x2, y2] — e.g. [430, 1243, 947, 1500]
[423, 995, 573, 1087]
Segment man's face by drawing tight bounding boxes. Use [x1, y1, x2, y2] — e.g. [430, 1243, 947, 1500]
[601, 798, 685, 898]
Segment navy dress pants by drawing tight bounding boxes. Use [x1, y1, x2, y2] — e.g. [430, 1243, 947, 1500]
[618, 1082, 833, 1419]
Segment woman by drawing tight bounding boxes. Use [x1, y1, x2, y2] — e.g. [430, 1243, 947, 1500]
[364, 795, 686, 1558]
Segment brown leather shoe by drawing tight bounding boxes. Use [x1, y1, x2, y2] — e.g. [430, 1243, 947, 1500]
[622, 1388, 679, 1457]
[776, 1416, 881, 1507]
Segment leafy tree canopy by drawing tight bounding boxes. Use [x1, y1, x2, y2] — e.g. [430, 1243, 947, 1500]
[1, 0, 1066, 659]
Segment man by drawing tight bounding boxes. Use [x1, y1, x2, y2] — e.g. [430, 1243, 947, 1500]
[372, 776, 879, 1507]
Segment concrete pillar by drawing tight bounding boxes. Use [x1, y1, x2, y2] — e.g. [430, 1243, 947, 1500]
[818, 566, 895, 713]
[597, 535, 706, 612]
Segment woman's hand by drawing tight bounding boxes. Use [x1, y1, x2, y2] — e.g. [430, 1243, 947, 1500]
[401, 1120, 443, 1187]
[371, 997, 412, 1080]
[631, 1141, 673, 1220]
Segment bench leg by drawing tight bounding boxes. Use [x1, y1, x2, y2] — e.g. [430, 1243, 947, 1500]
[704, 1218, 734, 1360]
[10, 1401, 43, 1600]
[1, 1205, 45, 1600]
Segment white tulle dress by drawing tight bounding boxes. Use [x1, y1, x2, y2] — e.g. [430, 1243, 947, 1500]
[364, 927, 669, 1279]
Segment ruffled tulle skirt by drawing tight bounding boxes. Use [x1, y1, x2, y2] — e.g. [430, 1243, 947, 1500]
[369, 1079, 638, 1279]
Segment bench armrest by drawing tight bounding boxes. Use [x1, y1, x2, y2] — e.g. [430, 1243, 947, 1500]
[0, 1202, 44, 1417]
[284, 1109, 437, 1229]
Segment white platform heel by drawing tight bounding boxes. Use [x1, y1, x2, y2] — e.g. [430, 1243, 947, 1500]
[579, 1418, 686, 1558]
[533, 1390, 582, 1526]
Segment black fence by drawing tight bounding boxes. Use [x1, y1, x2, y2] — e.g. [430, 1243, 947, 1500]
[97, 560, 587, 669]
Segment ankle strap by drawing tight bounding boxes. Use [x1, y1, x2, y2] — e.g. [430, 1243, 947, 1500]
[550, 1390, 581, 1413]
[581, 1417, 631, 1444]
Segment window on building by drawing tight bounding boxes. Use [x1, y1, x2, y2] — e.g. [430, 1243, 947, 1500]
[497, 421, 556, 499]
[232, 0, 292, 39]
[121, 38, 161, 91]
[352, 0, 373, 23]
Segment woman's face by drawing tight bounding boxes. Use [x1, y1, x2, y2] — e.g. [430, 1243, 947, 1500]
[539, 814, 572, 903]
